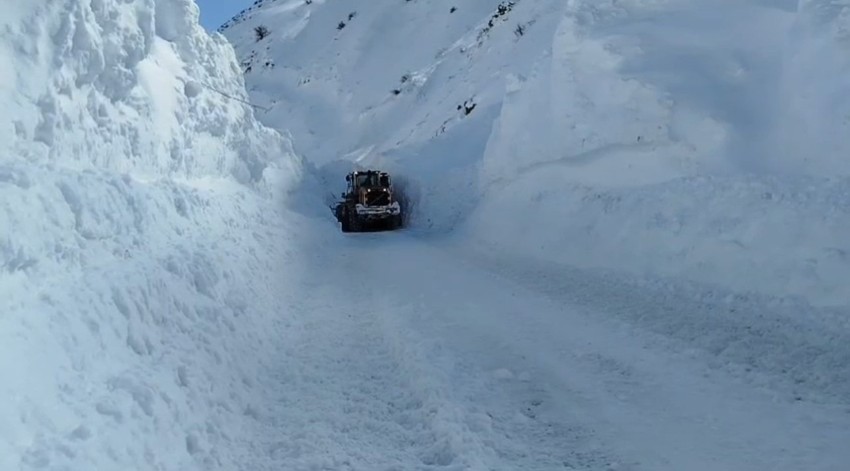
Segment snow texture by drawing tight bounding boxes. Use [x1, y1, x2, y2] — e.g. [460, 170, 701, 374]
[0, 1, 304, 469]
[225, 0, 850, 307]
[221, 1, 850, 466]
[2, 0, 850, 470]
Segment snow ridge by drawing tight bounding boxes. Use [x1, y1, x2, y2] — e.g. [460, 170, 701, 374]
[0, 1, 303, 469]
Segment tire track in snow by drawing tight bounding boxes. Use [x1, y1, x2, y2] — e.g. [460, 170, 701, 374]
[261, 294, 434, 469]
[372, 295, 621, 471]
[361, 234, 850, 470]
[260, 235, 618, 470]
[260, 249, 501, 470]
[461, 249, 850, 406]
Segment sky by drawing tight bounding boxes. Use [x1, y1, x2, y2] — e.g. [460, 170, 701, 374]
[196, 0, 254, 30]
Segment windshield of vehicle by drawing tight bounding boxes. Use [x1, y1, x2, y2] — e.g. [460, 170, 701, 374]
[355, 173, 385, 188]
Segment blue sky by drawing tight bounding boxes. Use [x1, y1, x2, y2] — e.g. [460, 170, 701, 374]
[196, 0, 254, 30]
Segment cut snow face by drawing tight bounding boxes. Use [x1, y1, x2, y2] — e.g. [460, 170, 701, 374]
[0, 0, 306, 469]
[225, 0, 850, 306]
[0, 0, 300, 184]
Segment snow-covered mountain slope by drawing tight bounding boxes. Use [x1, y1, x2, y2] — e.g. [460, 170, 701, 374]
[224, 0, 850, 306]
[0, 1, 306, 469]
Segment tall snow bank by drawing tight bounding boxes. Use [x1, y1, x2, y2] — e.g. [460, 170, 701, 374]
[0, 0, 300, 184]
[769, 0, 850, 176]
[466, 174, 850, 306]
[467, 0, 850, 306]
[0, 1, 303, 469]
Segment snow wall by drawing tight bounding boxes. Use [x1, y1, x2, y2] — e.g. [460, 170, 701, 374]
[463, 0, 850, 306]
[0, 1, 304, 469]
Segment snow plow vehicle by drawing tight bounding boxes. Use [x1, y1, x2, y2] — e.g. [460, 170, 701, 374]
[334, 170, 403, 232]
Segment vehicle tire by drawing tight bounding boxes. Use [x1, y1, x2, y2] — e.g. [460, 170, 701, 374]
[340, 208, 352, 232]
[348, 211, 361, 232]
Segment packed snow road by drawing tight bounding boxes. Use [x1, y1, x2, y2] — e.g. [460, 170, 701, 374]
[261, 228, 850, 471]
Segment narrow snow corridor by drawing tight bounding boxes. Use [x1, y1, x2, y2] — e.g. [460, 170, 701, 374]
[5, 0, 850, 469]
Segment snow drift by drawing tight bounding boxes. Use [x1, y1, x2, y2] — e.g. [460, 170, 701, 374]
[0, 1, 303, 469]
[226, 0, 850, 306]
[469, 0, 850, 306]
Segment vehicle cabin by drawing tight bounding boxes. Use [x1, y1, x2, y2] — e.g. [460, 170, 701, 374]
[346, 171, 391, 190]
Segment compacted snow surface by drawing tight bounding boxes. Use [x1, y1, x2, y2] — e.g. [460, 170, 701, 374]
[2, 0, 850, 469]
[257, 231, 850, 470]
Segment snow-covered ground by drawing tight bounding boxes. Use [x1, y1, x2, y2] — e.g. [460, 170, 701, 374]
[257, 231, 850, 470]
[3, 0, 850, 469]
[1, 1, 307, 469]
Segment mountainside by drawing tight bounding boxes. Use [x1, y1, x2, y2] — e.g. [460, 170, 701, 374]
[224, 0, 850, 306]
[0, 1, 306, 468]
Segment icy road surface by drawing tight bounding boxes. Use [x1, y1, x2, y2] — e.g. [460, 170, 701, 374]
[258, 229, 850, 471]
